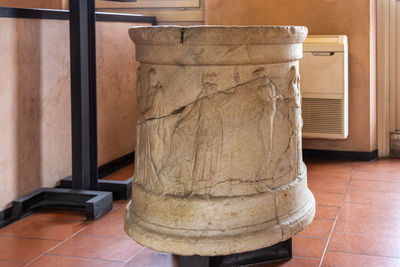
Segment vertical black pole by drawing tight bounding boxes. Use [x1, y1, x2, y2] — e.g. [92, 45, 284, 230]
[69, 0, 98, 190]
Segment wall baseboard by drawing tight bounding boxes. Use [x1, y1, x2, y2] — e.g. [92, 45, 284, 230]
[0, 151, 135, 229]
[303, 149, 378, 161]
[0, 207, 13, 229]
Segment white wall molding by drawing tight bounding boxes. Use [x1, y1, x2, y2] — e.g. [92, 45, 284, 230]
[377, 0, 396, 157]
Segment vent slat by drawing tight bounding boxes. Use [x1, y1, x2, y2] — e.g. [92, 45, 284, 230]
[302, 98, 343, 134]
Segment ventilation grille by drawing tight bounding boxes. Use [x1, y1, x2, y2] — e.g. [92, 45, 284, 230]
[302, 98, 343, 134]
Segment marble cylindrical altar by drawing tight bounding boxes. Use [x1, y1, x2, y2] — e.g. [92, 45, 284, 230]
[124, 26, 315, 256]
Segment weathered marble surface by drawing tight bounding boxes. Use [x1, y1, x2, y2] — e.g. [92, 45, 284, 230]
[124, 26, 315, 256]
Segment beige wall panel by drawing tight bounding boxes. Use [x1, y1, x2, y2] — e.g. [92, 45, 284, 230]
[0, 17, 147, 210]
[206, 0, 377, 152]
[96, 21, 142, 166]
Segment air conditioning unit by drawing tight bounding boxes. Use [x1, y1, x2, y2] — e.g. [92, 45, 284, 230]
[300, 35, 348, 139]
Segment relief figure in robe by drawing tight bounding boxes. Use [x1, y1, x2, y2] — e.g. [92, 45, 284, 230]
[287, 65, 303, 176]
[190, 73, 225, 194]
[136, 68, 175, 192]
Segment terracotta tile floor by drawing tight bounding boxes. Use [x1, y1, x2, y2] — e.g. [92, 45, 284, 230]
[1, 158, 400, 266]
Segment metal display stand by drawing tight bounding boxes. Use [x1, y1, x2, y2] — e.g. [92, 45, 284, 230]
[179, 239, 292, 267]
[12, 0, 137, 220]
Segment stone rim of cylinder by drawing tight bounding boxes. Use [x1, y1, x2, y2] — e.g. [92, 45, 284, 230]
[129, 25, 308, 46]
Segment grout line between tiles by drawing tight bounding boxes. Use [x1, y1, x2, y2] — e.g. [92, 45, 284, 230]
[345, 188, 400, 194]
[317, 206, 339, 210]
[317, 206, 339, 267]
[24, 222, 92, 266]
[339, 201, 400, 207]
[0, 258, 26, 264]
[32, 218, 88, 223]
[326, 250, 400, 259]
[295, 235, 329, 240]
[25, 213, 89, 222]
[46, 253, 126, 263]
[313, 192, 345, 196]
[351, 178, 400, 183]
[342, 200, 400, 207]
[313, 218, 336, 222]
[79, 233, 132, 240]
[122, 247, 146, 266]
[292, 255, 321, 260]
[311, 191, 347, 196]
[333, 231, 400, 239]
[349, 178, 400, 184]
[337, 215, 400, 221]
[0, 234, 62, 242]
[318, 160, 355, 267]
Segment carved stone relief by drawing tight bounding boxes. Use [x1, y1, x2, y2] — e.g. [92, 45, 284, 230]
[125, 26, 315, 256]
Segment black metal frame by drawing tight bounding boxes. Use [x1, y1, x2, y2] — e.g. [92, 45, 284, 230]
[179, 239, 292, 267]
[0, 7, 157, 24]
[11, 0, 152, 220]
[69, 0, 98, 191]
[59, 177, 133, 200]
[12, 188, 112, 220]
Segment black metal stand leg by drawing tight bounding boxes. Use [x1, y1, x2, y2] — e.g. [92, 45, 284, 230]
[10, 0, 113, 221]
[58, 0, 133, 200]
[69, 0, 98, 191]
[179, 239, 292, 267]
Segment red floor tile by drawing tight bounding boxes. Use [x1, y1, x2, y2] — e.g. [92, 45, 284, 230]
[0, 235, 60, 263]
[126, 251, 178, 267]
[339, 202, 400, 220]
[313, 192, 344, 206]
[328, 232, 400, 258]
[297, 219, 334, 238]
[48, 234, 143, 262]
[29, 209, 87, 221]
[103, 165, 134, 181]
[308, 180, 347, 194]
[80, 205, 128, 239]
[0, 260, 25, 267]
[322, 251, 400, 267]
[307, 171, 351, 183]
[354, 159, 400, 173]
[352, 170, 400, 183]
[344, 190, 400, 206]
[292, 236, 327, 259]
[315, 205, 339, 221]
[29, 255, 124, 267]
[348, 179, 400, 193]
[0, 215, 90, 241]
[334, 216, 400, 237]
[304, 158, 353, 165]
[306, 161, 353, 175]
